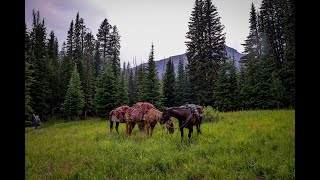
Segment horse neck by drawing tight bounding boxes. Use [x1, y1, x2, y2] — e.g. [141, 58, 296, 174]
[150, 109, 162, 122]
[170, 108, 189, 120]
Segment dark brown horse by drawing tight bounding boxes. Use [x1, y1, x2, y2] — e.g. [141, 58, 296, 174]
[109, 106, 130, 133]
[161, 107, 201, 142]
[125, 102, 156, 136]
[142, 108, 174, 136]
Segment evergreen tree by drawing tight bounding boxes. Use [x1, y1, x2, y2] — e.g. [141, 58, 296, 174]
[66, 20, 74, 63]
[97, 18, 112, 68]
[61, 20, 75, 100]
[110, 25, 121, 77]
[280, 0, 295, 108]
[29, 10, 50, 119]
[93, 41, 101, 78]
[116, 73, 129, 106]
[186, 0, 204, 105]
[186, 0, 227, 105]
[253, 57, 274, 109]
[162, 58, 176, 107]
[94, 67, 117, 117]
[128, 64, 135, 106]
[237, 65, 250, 110]
[175, 58, 186, 106]
[126, 61, 131, 79]
[132, 59, 139, 103]
[63, 64, 85, 119]
[60, 41, 73, 104]
[25, 61, 34, 115]
[73, 13, 85, 88]
[213, 56, 238, 111]
[184, 66, 194, 104]
[25, 24, 34, 115]
[136, 64, 148, 102]
[240, 3, 261, 66]
[83, 31, 95, 117]
[123, 62, 126, 78]
[145, 44, 162, 107]
[47, 31, 60, 114]
[259, 0, 285, 68]
[270, 71, 285, 109]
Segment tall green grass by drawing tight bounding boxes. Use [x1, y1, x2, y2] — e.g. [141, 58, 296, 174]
[25, 110, 294, 179]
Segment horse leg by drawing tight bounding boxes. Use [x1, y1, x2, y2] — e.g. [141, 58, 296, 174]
[146, 123, 150, 136]
[125, 122, 129, 135]
[115, 122, 119, 134]
[188, 127, 193, 143]
[196, 123, 201, 134]
[150, 125, 155, 137]
[110, 121, 113, 133]
[180, 127, 184, 143]
[130, 122, 136, 135]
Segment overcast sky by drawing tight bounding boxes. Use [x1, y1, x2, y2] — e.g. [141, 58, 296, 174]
[25, 0, 262, 66]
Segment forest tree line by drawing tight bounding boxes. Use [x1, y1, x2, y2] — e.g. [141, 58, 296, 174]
[25, 0, 294, 120]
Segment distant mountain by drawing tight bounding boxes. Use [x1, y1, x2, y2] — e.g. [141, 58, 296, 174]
[135, 46, 244, 80]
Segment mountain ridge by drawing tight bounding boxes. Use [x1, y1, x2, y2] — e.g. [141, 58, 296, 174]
[133, 46, 244, 80]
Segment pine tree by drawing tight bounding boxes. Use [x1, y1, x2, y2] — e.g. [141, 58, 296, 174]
[259, 0, 285, 69]
[73, 13, 85, 88]
[213, 56, 237, 111]
[83, 31, 95, 117]
[240, 3, 262, 66]
[145, 44, 162, 107]
[162, 58, 176, 107]
[60, 41, 73, 104]
[47, 31, 60, 114]
[29, 10, 50, 119]
[270, 71, 285, 109]
[280, 0, 295, 108]
[61, 20, 75, 100]
[93, 41, 101, 78]
[237, 65, 250, 110]
[110, 25, 121, 77]
[25, 61, 34, 115]
[253, 57, 274, 109]
[132, 59, 139, 103]
[126, 62, 131, 79]
[175, 58, 186, 106]
[186, 0, 227, 105]
[97, 18, 112, 68]
[25, 23, 34, 115]
[136, 64, 148, 102]
[128, 64, 135, 106]
[66, 20, 74, 64]
[63, 64, 85, 119]
[116, 73, 129, 106]
[186, 0, 204, 105]
[94, 67, 117, 117]
[184, 66, 194, 104]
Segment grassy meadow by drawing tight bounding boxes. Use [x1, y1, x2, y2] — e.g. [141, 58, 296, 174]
[25, 110, 295, 179]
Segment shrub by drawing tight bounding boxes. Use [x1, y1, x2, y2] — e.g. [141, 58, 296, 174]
[203, 106, 221, 123]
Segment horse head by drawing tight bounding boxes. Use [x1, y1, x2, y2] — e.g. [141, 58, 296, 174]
[165, 117, 174, 134]
[161, 107, 171, 125]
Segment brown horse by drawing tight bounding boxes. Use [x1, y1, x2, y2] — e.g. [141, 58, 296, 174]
[161, 107, 201, 142]
[143, 108, 174, 136]
[180, 104, 204, 134]
[125, 102, 156, 136]
[109, 106, 130, 133]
